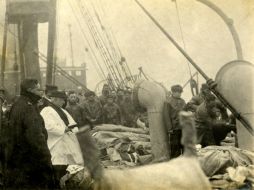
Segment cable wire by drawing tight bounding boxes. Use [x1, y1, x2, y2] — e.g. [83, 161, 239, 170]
[172, 0, 193, 78]
[67, 0, 107, 81]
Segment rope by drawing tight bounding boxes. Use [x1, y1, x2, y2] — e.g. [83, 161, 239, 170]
[83, 0, 125, 87]
[67, 0, 107, 81]
[76, 0, 121, 88]
[172, 0, 193, 78]
[91, 0, 135, 84]
[90, 0, 123, 75]
[36, 51, 89, 90]
[80, 10, 118, 87]
[236, 7, 254, 26]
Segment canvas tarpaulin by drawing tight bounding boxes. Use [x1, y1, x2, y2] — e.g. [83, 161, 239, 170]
[198, 146, 254, 177]
[91, 124, 151, 166]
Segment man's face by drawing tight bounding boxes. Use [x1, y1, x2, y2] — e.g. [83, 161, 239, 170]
[202, 88, 211, 96]
[210, 107, 221, 118]
[69, 93, 77, 103]
[103, 86, 110, 96]
[28, 83, 43, 97]
[104, 86, 110, 91]
[117, 91, 124, 97]
[124, 93, 131, 100]
[87, 95, 94, 102]
[111, 91, 116, 97]
[172, 91, 182, 98]
[52, 97, 65, 107]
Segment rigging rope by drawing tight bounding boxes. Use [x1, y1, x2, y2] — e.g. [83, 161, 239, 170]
[89, 0, 135, 85]
[94, 0, 123, 60]
[36, 51, 89, 90]
[90, 1, 121, 68]
[76, 0, 122, 88]
[100, 13, 135, 83]
[67, 0, 107, 82]
[83, 0, 126, 87]
[68, 1, 110, 88]
[73, 0, 112, 72]
[172, 0, 199, 95]
[236, 7, 254, 26]
[172, 0, 193, 78]
[81, 14, 119, 87]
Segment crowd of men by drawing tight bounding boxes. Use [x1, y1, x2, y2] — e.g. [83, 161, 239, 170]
[65, 84, 138, 128]
[0, 78, 236, 189]
[163, 83, 236, 159]
[0, 79, 142, 189]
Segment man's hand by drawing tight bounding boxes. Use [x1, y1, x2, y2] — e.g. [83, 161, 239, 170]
[65, 127, 72, 133]
[206, 79, 217, 89]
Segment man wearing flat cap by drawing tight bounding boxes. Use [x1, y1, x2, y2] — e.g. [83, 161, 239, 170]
[102, 94, 122, 125]
[169, 85, 186, 111]
[163, 84, 186, 159]
[81, 91, 103, 125]
[84, 90, 96, 98]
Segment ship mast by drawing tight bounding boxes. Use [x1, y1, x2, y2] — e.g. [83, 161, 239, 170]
[68, 24, 75, 67]
[46, 0, 57, 85]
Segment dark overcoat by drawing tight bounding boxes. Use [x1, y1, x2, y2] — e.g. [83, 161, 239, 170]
[4, 91, 54, 189]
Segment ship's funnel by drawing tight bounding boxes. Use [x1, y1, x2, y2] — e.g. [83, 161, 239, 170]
[133, 80, 169, 161]
[215, 60, 254, 151]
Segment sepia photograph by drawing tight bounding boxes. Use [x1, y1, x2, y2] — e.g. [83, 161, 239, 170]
[0, 0, 253, 189]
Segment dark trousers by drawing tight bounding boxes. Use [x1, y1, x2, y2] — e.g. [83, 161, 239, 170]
[196, 126, 216, 147]
[212, 124, 234, 146]
[169, 130, 183, 159]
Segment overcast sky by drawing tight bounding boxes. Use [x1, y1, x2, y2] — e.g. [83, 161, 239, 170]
[1, 0, 254, 99]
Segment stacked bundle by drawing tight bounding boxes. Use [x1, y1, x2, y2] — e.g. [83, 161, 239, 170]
[91, 124, 152, 167]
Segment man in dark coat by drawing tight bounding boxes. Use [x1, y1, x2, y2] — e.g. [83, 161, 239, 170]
[4, 79, 54, 189]
[195, 93, 233, 147]
[103, 95, 122, 125]
[82, 91, 103, 125]
[99, 84, 111, 106]
[167, 85, 186, 111]
[185, 83, 211, 112]
[163, 85, 186, 159]
[66, 91, 86, 127]
[115, 89, 124, 107]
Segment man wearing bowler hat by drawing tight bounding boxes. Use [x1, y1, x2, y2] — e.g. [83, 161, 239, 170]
[40, 90, 83, 187]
